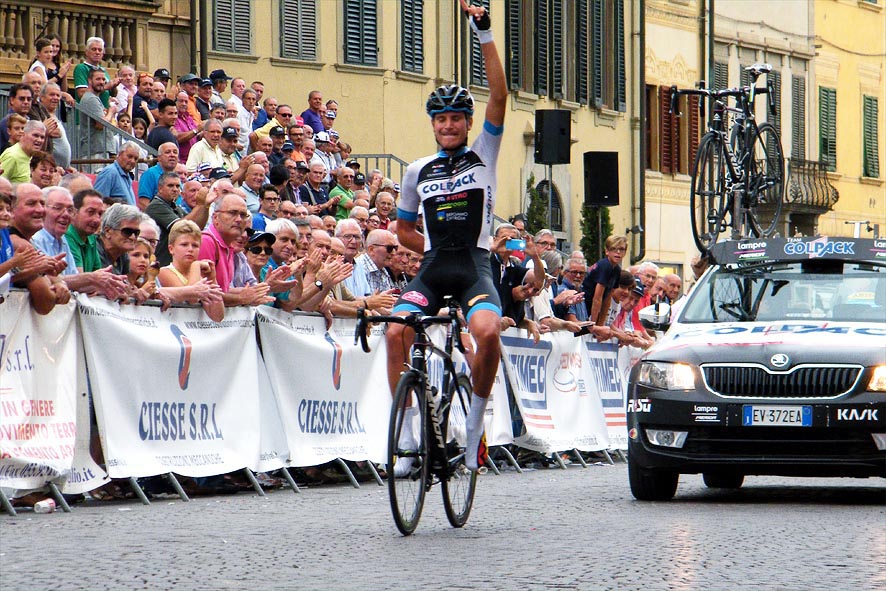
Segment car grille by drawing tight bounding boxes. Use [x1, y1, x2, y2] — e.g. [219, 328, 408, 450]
[680, 426, 881, 459]
[702, 364, 862, 398]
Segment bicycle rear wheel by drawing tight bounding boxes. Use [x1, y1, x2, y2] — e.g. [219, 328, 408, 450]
[440, 372, 477, 528]
[388, 371, 429, 536]
[690, 134, 728, 252]
[745, 122, 784, 238]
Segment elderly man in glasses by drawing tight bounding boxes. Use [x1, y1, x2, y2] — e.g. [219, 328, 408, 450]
[198, 192, 250, 301]
[349, 228, 399, 297]
[32, 186, 129, 299]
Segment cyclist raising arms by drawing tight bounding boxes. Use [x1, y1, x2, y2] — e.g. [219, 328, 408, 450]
[387, 0, 507, 474]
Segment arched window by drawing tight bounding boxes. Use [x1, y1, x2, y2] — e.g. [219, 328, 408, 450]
[535, 180, 564, 232]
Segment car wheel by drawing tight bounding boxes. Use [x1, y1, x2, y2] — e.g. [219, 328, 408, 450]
[702, 472, 745, 489]
[628, 458, 679, 501]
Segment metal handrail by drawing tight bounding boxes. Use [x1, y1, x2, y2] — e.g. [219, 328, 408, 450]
[0, 88, 157, 168]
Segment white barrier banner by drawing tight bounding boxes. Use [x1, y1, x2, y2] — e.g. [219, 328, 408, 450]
[502, 329, 610, 453]
[253, 349, 290, 473]
[78, 296, 262, 478]
[583, 340, 629, 450]
[256, 309, 391, 466]
[0, 292, 79, 493]
[425, 326, 513, 447]
[60, 340, 110, 494]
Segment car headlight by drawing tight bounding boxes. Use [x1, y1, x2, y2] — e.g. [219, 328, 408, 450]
[869, 366, 886, 392]
[636, 361, 696, 390]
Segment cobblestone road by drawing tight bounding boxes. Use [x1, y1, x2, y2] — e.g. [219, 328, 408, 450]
[1, 463, 884, 591]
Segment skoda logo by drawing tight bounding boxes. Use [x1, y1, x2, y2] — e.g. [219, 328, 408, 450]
[770, 353, 790, 368]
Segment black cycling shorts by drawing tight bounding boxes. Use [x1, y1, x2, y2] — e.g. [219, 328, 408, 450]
[392, 247, 502, 320]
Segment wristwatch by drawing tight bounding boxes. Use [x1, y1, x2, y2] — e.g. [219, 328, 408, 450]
[314, 280, 323, 290]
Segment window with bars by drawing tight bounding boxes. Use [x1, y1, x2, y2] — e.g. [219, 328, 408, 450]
[343, 0, 378, 66]
[214, 0, 252, 54]
[791, 75, 806, 159]
[280, 0, 317, 61]
[401, 0, 424, 73]
[863, 95, 880, 178]
[819, 87, 837, 172]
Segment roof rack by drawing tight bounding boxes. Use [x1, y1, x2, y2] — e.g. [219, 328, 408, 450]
[708, 237, 886, 265]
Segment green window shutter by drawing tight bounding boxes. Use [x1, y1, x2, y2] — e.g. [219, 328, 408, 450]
[576, 0, 589, 104]
[615, 0, 626, 111]
[535, 0, 548, 96]
[713, 61, 728, 90]
[791, 75, 806, 159]
[768, 69, 781, 139]
[214, 0, 251, 54]
[740, 65, 751, 90]
[590, 0, 604, 108]
[281, 0, 317, 61]
[470, 0, 491, 87]
[401, 0, 424, 73]
[550, 0, 564, 99]
[344, 0, 378, 66]
[863, 95, 880, 178]
[506, 0, 522, 90]
[819, 87, 837, 172]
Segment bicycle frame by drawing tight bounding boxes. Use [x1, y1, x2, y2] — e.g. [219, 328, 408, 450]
[407, 324, 461, 475]
[356, 306, 466, 478]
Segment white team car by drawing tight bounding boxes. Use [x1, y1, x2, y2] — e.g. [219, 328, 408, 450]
[627, 237, 886, 501]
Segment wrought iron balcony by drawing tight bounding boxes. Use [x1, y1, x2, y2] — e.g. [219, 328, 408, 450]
[784, 158, 839, 211]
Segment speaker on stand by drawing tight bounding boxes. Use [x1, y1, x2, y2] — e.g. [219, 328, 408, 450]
[583, 151, 620, 259]
[534, 110, 571, 229]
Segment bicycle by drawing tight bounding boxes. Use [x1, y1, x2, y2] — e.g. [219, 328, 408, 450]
[355, 303, 478, 536]
[672, 63, 784, 252]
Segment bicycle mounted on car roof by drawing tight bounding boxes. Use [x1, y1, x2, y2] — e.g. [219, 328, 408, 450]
[671, 63, 785, 253]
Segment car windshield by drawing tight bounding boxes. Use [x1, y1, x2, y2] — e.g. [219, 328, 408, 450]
[680, 260, 886, 323]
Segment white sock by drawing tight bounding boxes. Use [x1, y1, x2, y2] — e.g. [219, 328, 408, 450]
[393, 406, 418, 477]
[465, 394, 489, 471]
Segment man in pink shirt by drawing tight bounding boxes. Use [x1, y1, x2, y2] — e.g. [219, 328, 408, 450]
[199, 193, 248, 301]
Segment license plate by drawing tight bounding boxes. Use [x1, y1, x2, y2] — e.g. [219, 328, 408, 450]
[742, 405, 812, 427]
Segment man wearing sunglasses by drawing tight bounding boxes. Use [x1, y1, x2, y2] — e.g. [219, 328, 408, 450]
[349, 228, 398, 296]
[97, 203, 145, 275]
[249, 104, 294, 152]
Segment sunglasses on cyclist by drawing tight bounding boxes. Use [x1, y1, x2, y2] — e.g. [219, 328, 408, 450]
[247, 246, 274, 255]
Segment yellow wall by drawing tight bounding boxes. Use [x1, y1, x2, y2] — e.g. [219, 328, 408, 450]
[814, 0, 886, 237]
[644, 0, 704, 282]
[204, 0, 636, 252]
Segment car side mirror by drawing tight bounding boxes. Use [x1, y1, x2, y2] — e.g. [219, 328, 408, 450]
[640, 302, 671, 333]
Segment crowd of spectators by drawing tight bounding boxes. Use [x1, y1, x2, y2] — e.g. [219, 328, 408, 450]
[0, 33, 686, 495]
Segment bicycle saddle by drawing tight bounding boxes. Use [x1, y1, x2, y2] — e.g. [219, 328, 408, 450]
[746, 63, 772, 76]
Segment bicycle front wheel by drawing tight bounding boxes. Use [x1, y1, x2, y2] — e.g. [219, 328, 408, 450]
[388, 371, 430, 536]
[690, 134, 728, 252]
[440, 372, 477, 528]
[745, 122, 784, 238]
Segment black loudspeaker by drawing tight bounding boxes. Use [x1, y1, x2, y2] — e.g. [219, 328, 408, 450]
[534, 110, 571, 164]
[583, 151, 620, 207]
